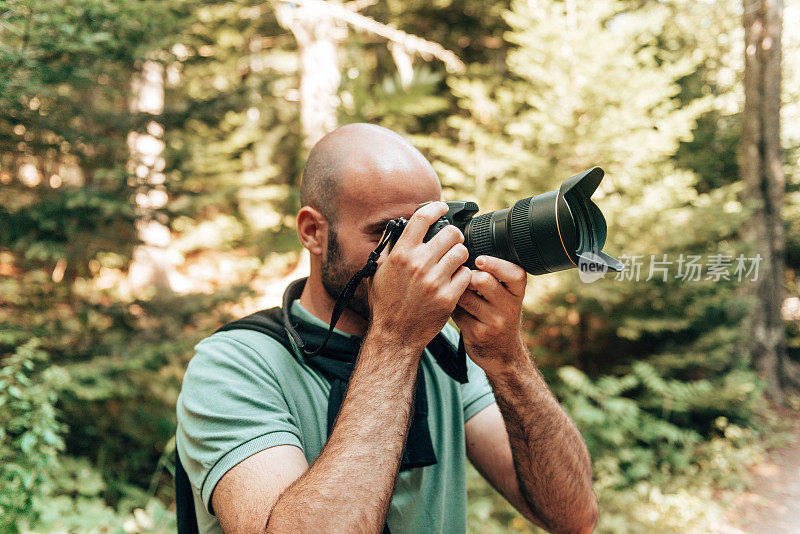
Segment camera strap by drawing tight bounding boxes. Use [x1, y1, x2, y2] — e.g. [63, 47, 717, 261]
[297, 218, 406, 358]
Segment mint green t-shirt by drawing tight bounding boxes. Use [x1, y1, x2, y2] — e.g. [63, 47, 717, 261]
[176, 300, 496, 533]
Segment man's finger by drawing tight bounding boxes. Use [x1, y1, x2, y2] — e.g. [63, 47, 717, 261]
[457, 289, 489, 323]
[431, 242, 469, 280]
[394, 201, 448, 248]
[468, 270, 506, 305]
[474, 256, 527, 297]
[376, 240, 391, 265]
[447, 265, 472, 299]
[426, 225, 465, 266]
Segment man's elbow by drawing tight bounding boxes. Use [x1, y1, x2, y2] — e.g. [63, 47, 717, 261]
[537, 494, 597, 534]
[576, 502, 598, 534]
[556, 499, 598, 534]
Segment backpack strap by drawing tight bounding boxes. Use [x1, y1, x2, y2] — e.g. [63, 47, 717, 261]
[214, 306, 292, 351]
[175, 450, 199, 534]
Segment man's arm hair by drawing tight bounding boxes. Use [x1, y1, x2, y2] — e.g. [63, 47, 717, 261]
[465, 403, 550, 530]
[482, 347, 598, 534]
[212, 326, 422, 534]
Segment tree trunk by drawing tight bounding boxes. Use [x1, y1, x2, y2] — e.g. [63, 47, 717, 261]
[741, 0, 786, 403]
[126, 60, 188, 293]
[276, 2, 346, 150]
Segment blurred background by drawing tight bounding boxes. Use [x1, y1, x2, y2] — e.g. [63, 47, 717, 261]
[1, 0, 799, 532]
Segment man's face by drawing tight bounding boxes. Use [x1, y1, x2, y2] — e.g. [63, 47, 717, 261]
[319, 168, 442, 320]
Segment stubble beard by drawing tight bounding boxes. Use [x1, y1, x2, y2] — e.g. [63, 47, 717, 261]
[320, 225, 372, 321]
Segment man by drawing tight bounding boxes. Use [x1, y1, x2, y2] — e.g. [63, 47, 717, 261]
[176, 123, 598, 533]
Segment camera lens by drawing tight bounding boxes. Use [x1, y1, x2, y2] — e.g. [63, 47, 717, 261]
[463, 167, 622, 275]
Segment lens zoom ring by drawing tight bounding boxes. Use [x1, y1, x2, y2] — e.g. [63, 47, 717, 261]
[511, 198, 547, 274]
[469, 213, 494, 258]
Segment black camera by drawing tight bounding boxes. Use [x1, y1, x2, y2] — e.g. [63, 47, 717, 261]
[392, 167, 622, 276]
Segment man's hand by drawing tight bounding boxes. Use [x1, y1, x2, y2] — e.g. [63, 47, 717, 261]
[368, 201, 471, 350]
[452, 254, 528, 372]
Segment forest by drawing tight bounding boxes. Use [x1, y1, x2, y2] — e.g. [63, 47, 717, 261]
[1, 0, 799, 532]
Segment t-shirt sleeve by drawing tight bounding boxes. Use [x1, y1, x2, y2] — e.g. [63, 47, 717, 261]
[176, 332, 304, 514]
[441, 323, 496, 421]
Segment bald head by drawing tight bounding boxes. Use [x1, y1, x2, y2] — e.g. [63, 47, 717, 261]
[300, 123, 439, 225]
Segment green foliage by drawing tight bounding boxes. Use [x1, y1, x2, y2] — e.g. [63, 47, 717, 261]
[466, 417, 772, 533]
[161, 0, 302, 258]
[467, 364, 771, 533]
[556, 363, 763, 487]
[590, 416, 775, 534]
[0, 338, 65, 530]
[339, 64, 450, 130]
[0, 335, 176, 533]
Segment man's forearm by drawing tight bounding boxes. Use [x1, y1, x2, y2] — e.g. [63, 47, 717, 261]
[266, 327, 422, 533]
[485, 342, 598, 534]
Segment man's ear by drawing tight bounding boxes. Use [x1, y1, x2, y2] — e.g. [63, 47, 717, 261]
[296, 206, 328, 256]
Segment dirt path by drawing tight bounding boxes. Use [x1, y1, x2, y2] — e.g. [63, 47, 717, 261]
[722, 413, 800, 534]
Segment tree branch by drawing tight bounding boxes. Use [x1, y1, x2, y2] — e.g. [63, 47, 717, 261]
[277, 0, 466, 73]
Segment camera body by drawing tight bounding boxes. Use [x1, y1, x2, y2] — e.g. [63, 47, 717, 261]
[421, 201, 481, 265]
